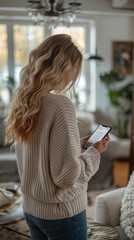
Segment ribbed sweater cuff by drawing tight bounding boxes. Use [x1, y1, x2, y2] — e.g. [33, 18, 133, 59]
[83, 145, 100, 173]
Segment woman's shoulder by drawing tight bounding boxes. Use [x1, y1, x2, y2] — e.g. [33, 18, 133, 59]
[45, 93, 74, 109]
[40, 93, 77, 124]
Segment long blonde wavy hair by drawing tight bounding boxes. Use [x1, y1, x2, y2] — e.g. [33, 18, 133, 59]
[5, 34, 82, 144]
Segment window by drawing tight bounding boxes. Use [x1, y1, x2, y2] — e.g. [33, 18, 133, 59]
[52, 26, 87, 107]
[14, 25, 45, 83]
[0, 21, 96, 109]
[0, 25, 8, 78]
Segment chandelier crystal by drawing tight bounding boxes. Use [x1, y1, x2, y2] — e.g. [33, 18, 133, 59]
[27, 0, 82, 28]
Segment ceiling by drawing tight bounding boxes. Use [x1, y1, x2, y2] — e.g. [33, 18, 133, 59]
[112, 0, 134, 9]
[0, 0, 134, 20]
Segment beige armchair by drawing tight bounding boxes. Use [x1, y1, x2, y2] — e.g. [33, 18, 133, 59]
[94, 187, 129, 240]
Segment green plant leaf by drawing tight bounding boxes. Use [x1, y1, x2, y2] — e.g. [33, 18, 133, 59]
[108, 89, 121, 106]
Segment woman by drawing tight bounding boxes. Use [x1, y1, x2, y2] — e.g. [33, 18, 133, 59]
[5, 34, 109, 240]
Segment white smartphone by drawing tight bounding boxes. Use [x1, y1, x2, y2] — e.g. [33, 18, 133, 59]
[83, 124, 112, 149]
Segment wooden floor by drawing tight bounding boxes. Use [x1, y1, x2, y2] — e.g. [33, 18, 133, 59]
[113, 160, 130, 187]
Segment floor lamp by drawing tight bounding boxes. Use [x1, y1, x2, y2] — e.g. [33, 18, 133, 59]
[129, 46, 134, 176]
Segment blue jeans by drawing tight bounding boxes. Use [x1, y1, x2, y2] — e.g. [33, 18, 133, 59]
[24, 210, 87, 240]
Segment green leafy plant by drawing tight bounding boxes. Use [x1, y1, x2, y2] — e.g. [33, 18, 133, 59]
[100, 70, 132, 138]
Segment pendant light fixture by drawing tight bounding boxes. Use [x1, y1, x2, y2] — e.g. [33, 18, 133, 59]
[87, 47, 104, 61]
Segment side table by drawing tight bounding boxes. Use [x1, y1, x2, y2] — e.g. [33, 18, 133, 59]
[113, 158, 129, 187]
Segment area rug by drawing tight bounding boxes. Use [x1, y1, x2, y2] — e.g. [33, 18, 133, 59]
[0, 220, 30, 240]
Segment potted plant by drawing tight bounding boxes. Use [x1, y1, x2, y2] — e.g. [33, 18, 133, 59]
[100, 70, 132, 138]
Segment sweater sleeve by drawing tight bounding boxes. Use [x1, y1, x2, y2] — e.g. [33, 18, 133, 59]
[49, 96, 100, 188]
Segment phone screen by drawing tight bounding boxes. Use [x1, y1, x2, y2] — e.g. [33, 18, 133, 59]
[83, 124, 111, 149]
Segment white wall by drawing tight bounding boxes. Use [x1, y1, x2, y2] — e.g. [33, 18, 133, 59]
[95, 15, 134, 111]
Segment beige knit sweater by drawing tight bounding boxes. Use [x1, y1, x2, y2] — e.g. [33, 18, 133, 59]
[15, 93, 100, 220]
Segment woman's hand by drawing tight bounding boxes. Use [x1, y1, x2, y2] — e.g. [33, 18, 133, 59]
[80, 135, 110, 154]
[92, 136, 110, 154]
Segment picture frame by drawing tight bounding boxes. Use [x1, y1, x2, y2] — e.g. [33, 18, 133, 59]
[112, 41, 133, 75]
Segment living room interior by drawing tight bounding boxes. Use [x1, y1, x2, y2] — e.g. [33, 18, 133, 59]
[0, 0, 134, 239]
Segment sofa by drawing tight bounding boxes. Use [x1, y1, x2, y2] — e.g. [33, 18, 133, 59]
[77, 110, 130, 190]
[0, 110, 20, 183]
[94, 187, 129, 240]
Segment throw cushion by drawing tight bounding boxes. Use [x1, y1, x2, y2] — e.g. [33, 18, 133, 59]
[120, 171, 134, 239]
[0, 188, 14, 207]
[77, 112, 96, 138]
